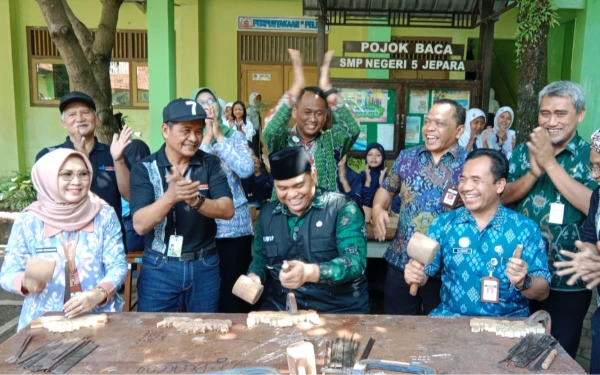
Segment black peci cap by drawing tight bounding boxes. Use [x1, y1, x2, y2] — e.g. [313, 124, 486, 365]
[269, 147, 312, 180]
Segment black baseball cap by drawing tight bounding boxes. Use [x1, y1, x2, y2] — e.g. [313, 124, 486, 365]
[163, 98, 208, 123]
[59, 91, 96, 113]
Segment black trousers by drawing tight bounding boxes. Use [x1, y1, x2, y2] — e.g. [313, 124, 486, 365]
[529, 289, 592, 358]
[383, 262, 441, 315]
[215, 235, 253, 313]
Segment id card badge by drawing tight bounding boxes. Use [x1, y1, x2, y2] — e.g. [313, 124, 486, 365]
[481, 276, 500, 303]
[548, 202, 565, 224]
[167, 235, 184, 257]
[441, 183, 459, 209]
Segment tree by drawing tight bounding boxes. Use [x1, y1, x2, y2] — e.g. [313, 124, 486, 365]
[36, 0, 124, 143]
[515, 0, 558, 144]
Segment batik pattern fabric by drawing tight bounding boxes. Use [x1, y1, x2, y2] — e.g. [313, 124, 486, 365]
[262, 92, 360, 194]
[424, 205, 551, 317]
[200, 130, 254, 238]
[508, 134, 598, 291]
[0, 206, 127, 331]
[381, 144, 468, 270]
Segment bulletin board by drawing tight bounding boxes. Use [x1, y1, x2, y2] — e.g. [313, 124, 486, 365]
[332, 78, 481, 158]
[339, 88, 397, 153]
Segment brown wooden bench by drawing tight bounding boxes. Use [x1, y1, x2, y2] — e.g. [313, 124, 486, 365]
[124, 251, 144, 312]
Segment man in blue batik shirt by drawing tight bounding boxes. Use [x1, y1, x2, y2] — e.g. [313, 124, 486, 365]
[405, 149, 551, 317]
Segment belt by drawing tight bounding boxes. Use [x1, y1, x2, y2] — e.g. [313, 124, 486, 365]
[148, 242, 217, 262]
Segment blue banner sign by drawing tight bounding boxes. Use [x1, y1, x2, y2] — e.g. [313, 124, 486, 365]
[238, 16, 330, 33]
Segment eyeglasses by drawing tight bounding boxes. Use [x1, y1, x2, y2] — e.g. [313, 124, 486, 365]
[587, 163, 600, 175]
[58, 170, 91, 182]
[196, 99, 216, 107]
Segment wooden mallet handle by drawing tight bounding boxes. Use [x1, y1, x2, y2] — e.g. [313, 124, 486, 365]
[542, 348, 558, 370]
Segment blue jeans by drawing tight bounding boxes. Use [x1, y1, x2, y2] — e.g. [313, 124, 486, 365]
[137, 251, 220, 312]
[591, 292, 600, 374]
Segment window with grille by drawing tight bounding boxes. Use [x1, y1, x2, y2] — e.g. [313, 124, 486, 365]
[27, 27, 148, 108]
[238, 33, 323, 65]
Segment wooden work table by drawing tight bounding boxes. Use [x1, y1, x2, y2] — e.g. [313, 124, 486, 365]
[0, 313, 584, 374]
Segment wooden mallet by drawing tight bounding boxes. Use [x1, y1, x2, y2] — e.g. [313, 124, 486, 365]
[406, 232, 440, 296]
[232, 275, 264, 305]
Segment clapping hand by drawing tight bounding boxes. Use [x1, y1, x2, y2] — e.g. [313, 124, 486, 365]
[110, 125, 133, 162]
[165, 166, 200, 206]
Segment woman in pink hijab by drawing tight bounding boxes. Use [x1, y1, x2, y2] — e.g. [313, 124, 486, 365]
[0, 149, 127, 331]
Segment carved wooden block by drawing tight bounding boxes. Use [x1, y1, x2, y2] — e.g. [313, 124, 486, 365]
[156, 317, 232, 334]
[247, 310, 320, 329]
[30, 313, 108, 333]
[469, 317, 545, 338]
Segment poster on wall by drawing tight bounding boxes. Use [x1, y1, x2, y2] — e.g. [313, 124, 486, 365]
[432, 89, 470, 109]
[352, 124, 369, 151]
[340, 88, 389, 122]
[405, 116, 421, 144]
[377, 124, 395, 151]
[408, 90, 429, 114]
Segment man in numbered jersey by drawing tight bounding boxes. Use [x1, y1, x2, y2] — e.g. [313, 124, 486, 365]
[129, 98, 234, 312]
[405, 149, 550, 317]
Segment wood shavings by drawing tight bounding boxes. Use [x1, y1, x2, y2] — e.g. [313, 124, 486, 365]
[246, 310, 321, 329]
[156, 317, 232, 334]
[30, 314, 108, 333]
[469, 318, 545, 338]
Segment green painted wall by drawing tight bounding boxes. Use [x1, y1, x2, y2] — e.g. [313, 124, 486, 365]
[367, 27, 391, 79]
[148, 0, 176, 150]
[0, 0, 23, 175]
[572, 1, 600, 140]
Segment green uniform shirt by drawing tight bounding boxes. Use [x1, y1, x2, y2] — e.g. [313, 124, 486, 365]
[262, 92, 360, 195]
[508, 134, 598, 291]
[248, 189, 367, 285]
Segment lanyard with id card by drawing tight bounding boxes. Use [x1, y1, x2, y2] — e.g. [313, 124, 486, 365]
[481, 258, 500, 303]
[167, 207, 184, 257]
[441, 183, 460, 209]
[548, 193, 565, 225]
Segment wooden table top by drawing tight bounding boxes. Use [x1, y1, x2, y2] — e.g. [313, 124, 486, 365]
[0, 313, 584, 374]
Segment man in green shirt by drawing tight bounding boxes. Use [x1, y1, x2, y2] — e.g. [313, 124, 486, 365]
[262, 49, 360, 194]
[502, 81, 598, 358]
[246, 147, 369, 313]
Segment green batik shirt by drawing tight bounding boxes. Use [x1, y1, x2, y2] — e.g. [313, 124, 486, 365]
[508, 133, 598, 291]
[262, 92, 360, 195]
[247, 189, 367, 285]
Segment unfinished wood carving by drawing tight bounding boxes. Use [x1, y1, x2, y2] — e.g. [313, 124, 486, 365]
[30, 314, 108, 333]
[156, 317, 232, 334]
[470, 318, 545, 338]
[247, 310, 320, 329]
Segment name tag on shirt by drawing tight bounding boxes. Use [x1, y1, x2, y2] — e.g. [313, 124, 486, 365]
[548, 203, 565, 225]
[35, 247, 58, 253]
[453, 248, 472, 255]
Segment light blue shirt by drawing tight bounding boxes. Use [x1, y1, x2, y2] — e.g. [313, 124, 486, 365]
[425, 205, 551, 317]
[0, 206, 128, 331]
[200, 130, 254, 238]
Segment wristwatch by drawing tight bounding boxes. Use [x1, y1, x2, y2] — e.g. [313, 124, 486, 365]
[515, 274, 532, 292]
[189, 192, 206, 210]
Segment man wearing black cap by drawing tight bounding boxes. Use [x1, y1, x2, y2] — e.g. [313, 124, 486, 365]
[246, 147, 369, 313]
[129, 98, 234, 312]
[36, 91, 133, 224]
